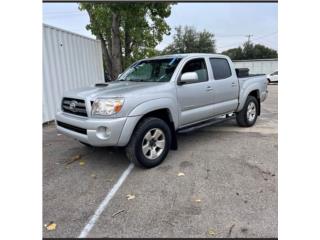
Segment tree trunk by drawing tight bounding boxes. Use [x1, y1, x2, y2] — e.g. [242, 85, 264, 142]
[124, 38, 130, 68]
[111, 13, 122, 80]
[85, 8, 113, 81]
[97, 34, 112, 81]
[124, 22, 131, 68]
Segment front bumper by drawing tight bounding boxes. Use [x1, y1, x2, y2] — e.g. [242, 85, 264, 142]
[55, 111, 127, 147]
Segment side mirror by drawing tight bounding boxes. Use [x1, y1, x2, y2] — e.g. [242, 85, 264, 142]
[179, 72, 198, 85]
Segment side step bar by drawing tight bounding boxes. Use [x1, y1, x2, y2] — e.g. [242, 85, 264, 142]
[177, 114, 236, 134]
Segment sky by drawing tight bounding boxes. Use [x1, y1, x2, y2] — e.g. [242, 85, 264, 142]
[43, 3, 278, 53]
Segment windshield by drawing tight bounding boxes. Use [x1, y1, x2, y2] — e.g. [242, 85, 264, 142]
[118, 58, 182, 82]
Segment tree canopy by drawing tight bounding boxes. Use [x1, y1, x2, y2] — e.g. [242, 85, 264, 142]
[162, 26, 216, 55]
[79, 2, 173, 80]
[222, 41, 278, 60]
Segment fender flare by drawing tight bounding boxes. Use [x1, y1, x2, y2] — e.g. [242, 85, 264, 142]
[117, 98, 179, 146]
[237, 85, 261, 112]
[128, 98, 179, 128]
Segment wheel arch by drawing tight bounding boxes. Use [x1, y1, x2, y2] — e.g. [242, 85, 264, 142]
[118, 100, 178, 148]
[237, 87, 261, 115]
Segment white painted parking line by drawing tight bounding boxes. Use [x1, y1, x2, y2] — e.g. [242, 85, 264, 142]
[78, 163, 135, 238]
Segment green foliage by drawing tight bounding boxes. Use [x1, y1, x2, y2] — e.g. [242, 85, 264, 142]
[221, 47, 243, 60]
[79, 2, 173, 79]
[222, 41, 278, 60]
[162, 26, 216, 54]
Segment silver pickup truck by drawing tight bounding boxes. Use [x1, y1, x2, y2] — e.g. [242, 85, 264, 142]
[56, 53, 268, 168]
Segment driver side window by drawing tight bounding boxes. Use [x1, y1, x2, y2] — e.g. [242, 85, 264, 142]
[181, 58, 208, 83]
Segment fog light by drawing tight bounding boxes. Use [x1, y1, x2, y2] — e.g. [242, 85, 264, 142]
[96, 126, 111, 140]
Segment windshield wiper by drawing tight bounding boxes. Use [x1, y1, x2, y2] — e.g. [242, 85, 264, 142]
[129, 79, 150, 82]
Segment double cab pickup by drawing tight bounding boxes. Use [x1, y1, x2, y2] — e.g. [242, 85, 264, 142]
[56, 53, 268, 168]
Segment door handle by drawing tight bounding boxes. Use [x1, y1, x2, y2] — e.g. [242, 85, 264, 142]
[206, 86, 213, 91]
[231, 82, 237, 87]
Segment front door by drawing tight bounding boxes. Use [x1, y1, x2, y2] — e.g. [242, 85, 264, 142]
[176, 58, 214, 126]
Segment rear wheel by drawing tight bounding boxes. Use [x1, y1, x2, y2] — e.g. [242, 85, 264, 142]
[236, 96, 258, 127]
[125, 117, 172, 168]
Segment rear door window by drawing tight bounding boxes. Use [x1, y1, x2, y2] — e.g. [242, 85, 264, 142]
[209, 58, 232, 80]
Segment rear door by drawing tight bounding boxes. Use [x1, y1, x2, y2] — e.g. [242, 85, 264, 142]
[209, 57, 239, 115]
[176, 57, 214, 126]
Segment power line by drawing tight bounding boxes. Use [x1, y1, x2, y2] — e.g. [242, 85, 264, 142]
[215, 34, 249, 38]
[252, 32, 277, 41]
[218, 32, 277, 50]
[42, 11, 277, 51]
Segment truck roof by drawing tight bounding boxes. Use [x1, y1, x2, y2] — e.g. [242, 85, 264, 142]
[146, 53, 227, 60]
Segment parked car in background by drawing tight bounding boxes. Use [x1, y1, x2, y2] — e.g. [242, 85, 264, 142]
[56, 53, 268, 168]
[267, 70, 278, 83]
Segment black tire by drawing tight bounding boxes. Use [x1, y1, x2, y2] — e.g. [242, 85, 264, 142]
[125, 117, 172, 168]
[268, 79, 271, 84]
[236, 96, 259, 127]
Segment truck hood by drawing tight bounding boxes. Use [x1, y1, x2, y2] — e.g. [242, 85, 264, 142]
[64, 81, 169, 100]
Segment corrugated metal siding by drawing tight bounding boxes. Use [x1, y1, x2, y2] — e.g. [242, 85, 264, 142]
[43, 24, 104, 123]
[233, 59, 278, 75]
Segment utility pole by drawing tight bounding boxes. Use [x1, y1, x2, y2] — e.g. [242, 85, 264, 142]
[245, 34, 253, 42]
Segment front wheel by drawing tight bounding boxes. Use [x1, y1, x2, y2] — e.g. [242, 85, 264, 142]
[236, 96, 259, 127]
[125, 117, 172, 168]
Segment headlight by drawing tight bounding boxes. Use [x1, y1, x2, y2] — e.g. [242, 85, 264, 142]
[91, 98, 124, 116]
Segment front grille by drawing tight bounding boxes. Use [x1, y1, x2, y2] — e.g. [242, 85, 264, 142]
[62, 98, 88, 117]
[57, 121, 87, 135]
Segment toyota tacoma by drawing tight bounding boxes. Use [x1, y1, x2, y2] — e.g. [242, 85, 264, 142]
[56, 53, 268, 168]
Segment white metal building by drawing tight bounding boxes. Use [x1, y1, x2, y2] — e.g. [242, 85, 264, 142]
[43, 24, 104, 123]
[233, 59, 278, 75]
